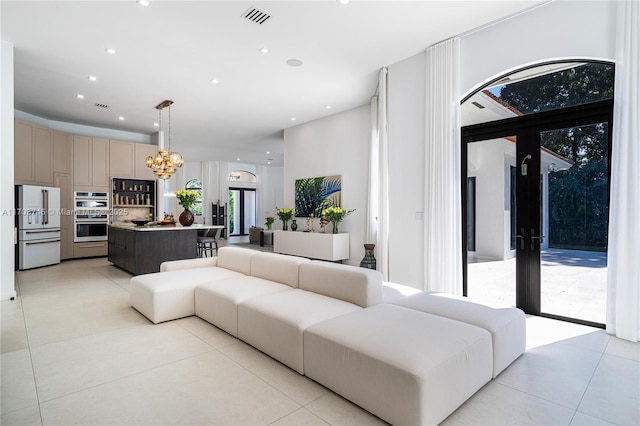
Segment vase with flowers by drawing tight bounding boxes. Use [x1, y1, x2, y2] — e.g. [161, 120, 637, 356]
[276, 207, 295, 231]
[175, 189, 199, 226]
[322, 206, 355, 234]
[265, 216, 275, 230]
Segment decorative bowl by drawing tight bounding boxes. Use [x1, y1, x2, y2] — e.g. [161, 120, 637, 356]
[131, 219, 149, 226]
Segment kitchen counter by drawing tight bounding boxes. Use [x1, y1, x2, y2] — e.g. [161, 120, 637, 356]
[108, 224, 222, 275]
[110, 222, 222, 232]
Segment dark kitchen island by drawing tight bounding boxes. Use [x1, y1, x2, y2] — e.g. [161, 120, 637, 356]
[108, 223, 217, 275]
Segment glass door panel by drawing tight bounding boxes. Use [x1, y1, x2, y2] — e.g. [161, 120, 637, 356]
[242, 190, 256, 234]
[540, 123, 609, 323]
[466, 138, 517, 307]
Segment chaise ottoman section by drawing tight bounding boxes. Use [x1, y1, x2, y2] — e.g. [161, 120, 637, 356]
[237, 290, 362, 374]
[391, 292, 526, 377]
[129, 267, 245, 324]
[303, 304, 493, 426]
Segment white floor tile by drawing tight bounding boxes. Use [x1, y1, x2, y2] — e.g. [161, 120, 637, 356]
[1, 349, 38, 415]
[578, 354, 640, 425]
[271, 407, 330, 425]
[175, 316, 238, 349]
[570, 411, 616, 425]
[219, 340, 329, 406]
[605, 335, 640, 361]
[305, 393, 388, 426]
[31, 322, 214, 402]
[1, 300, 29, 354]
[495, 342, 602, 409]
[39, 351, 300, 425]
[0, 404, 42, 426]
[441, 381, 575, 425]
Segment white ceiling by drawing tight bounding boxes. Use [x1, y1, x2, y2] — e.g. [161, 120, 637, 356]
[2, 0, 544, 167]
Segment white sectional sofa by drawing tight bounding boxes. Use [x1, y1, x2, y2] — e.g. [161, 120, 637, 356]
[129, 246, 525, 425]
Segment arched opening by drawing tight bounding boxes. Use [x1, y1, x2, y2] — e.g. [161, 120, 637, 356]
[185, 179, 203, 216]
[227, 171, 257, 237]
[461, 61, 614, 327]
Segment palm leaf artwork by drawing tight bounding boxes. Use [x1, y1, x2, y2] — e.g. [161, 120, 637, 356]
[295, 175, 342, 217]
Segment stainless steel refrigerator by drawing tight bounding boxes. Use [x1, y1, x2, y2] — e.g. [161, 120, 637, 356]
[17, 185, 61, 270]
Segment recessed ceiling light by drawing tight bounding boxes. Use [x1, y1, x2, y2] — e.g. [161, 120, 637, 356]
[286, 59, 303, 67]
[337, 0, 350, 4]
[153, 122, 159, 127]
[105, 48, 116, 55]
[266, 151, 270, 154]
[325, 106, 332, 110]
[210, 79, 219, 84]
[137, 0, 150, 6]
[291, 117, 296, 121]
[259, 47, 269, 54]
[118, 116, 125, 121]
[88, 75, 97, 81]
[76, 94, 84, 99]
[267, 161, 271, 165]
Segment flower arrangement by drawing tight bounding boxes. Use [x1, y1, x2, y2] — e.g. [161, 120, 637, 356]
[322, 207, 355, 234]
[175, 189, 199, 211]
[276, 207, 295, 231]
[265, 216, 275, 230]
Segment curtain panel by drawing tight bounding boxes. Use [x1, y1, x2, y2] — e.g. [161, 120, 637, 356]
[423, 37, 462, 294]
[606, 0, 640, 342]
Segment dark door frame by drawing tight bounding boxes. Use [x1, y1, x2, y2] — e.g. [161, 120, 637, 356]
[461, 100, 613, 326]
[229, 187, 256, 236]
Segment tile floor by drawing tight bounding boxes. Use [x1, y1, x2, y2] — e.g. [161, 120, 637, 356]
[1, 257, 638, 425]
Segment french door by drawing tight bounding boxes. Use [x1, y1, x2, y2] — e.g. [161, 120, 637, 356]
[462, 101, 612, 326]
[228, 188, 256, 236]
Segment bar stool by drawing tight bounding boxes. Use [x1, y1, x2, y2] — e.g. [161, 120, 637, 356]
[197, 228, 220, 257]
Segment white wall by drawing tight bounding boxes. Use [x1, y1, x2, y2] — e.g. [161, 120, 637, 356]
[1, 41, 16, 300]
[284, 105, 370, 266]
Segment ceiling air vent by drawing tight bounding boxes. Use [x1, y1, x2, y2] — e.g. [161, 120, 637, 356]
[241, 6, 271, 25]
[94, 103, 109, 109]
[471, 101, 485, 109]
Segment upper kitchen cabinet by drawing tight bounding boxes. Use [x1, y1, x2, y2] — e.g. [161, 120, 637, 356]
[134, 143, 159, 180]
[53, 130, 73, 174]
[109, 140, 135, 178]
[73, 136, 110, 190]
[14, 119, 53, 185]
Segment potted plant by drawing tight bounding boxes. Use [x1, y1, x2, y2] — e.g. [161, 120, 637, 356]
[322, 206, 355, 234]
[265, 216, 275, 230]
[175, 189, 199, 226]
[276, 207, 295, 231]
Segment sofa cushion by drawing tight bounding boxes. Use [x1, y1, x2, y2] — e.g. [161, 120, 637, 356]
[391, 291, 526, 377]
[160, 256, 217, 272]
[298, 261, 382, 308]
[304, 304, 493, 426]
[216, 246, 257, 275]
[195, 276, 293, 337]
[237, 289, 362, 374]
[249, 252, 310, 288]
[129, 267, 245, 324]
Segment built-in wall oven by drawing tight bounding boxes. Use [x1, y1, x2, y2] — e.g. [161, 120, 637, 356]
[74, 191, 110, 242]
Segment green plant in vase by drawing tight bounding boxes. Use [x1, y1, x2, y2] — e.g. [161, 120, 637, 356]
[175, 189, 199, 226]
[276, 207, 295, 231]
[322, 206, 355, 234]
[265, 216, 275, 230]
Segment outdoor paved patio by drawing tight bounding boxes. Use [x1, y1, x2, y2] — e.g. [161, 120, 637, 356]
[467, 249, 607, 324]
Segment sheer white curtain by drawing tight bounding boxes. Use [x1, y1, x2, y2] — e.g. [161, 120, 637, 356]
[423, 38, 462, 294]
[367, 68, 389, 280]
[606, 0, 639, 342]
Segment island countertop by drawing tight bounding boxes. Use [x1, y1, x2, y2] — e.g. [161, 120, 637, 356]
[109, 222, 223, 232]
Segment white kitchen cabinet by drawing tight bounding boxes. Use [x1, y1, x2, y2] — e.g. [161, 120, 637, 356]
[134, 143, 159, 180]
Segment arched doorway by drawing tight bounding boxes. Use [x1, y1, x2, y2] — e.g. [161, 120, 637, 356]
[228, 170, 257, 236]
[461, 61, 614, 327]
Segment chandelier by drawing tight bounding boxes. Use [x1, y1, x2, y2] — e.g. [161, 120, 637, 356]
[146, 100, 184, 180]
